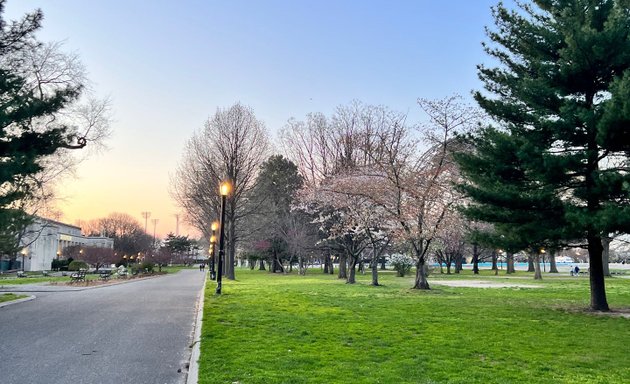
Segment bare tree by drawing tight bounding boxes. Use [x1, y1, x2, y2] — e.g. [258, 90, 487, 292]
[284, 97, 481, 289]
[378, 96, 482, 289]
[67, 246, 118, 271]
[4, 40, 113, 222]
[78, 213, 152, 255]
[171, 103, 270, 279]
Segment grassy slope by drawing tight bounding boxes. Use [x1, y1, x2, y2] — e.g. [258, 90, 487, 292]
[199, 269, 630, 384]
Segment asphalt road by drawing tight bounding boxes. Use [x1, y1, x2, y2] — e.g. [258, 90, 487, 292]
[0, 269, 205, 384]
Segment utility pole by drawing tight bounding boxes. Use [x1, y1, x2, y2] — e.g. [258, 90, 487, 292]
[174, 214, 180, 236]
[141, 211, 151, 233]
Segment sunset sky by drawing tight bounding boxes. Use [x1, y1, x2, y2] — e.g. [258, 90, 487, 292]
[5, 0, 501, 238]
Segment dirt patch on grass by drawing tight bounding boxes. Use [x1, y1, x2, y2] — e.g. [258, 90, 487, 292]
[431, 280, 543, 289]
[590, 309, 630, 319]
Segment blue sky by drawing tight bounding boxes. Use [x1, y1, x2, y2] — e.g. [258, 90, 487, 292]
[4, 0, 502, 236]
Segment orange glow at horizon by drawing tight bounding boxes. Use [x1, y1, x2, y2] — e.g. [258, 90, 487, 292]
[54, 155, 201, 240]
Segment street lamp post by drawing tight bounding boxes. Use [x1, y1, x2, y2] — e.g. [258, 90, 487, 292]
[541, 248, 546, 272]
[210, 221, 218, 280]
[216, 181, 230, 295]
[21, 249, 26, 272]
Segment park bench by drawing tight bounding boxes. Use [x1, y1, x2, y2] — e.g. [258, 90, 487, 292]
[16, 271, 27, 278]
[70, 270, 86, 282]
[99, 270, 112, 281]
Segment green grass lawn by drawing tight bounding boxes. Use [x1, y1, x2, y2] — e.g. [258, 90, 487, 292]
[199, 269, 630, 384]
[0, 293, 27, 303]
[0, 265, 191, 285]
[0, 275, 71, 285]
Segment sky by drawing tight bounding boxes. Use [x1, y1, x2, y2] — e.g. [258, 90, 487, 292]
[4, 0, 502, 238]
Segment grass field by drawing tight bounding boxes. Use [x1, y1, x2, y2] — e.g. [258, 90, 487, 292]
[0, 293, 27, 303]
[0, 265, 193, 285]
[198, 269, 630, 384]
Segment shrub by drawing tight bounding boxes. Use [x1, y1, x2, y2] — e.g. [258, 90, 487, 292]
[68, 260, 88, 271]
[140, 261, 154, 273]
[51, 258, 73, 271]
[390, 254, 414, 277]
[131, 261, 155, 274]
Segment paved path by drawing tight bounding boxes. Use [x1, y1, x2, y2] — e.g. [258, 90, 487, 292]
[431, 279, 543, 288]
[0, 270, 205, 384]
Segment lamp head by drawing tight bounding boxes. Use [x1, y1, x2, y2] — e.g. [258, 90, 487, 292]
[210, 234, 217, 244]
[211, 221, 219, 231]
[220, 181, 231, 196]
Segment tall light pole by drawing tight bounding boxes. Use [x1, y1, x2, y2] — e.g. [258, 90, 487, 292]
[141, 212, 151, 234]
[174, 214, 180, 236]
[216, 181, 230, 295]
[210, 221, 218, 280]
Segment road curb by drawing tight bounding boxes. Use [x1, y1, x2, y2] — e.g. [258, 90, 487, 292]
[0, 294, 36, 308]
[186, 271, 208, 384]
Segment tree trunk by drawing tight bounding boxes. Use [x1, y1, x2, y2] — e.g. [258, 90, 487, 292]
[533, 252, 542, 280]
[259, 259, 266, 271]
[527, 255, 535, 272]
[588, 234, 609, 311]
[328, 256, 334, 275]
[380, 256, 386, 270]
[446, 262, 451, 274]
[338, 254, 347, 279]
[439, 262, 444, 274]
[299, 256, 305, 276]
[472, 244, 479, 275]
[347, 256, 357, 284]
[412, 258, 430, 290]
[227, 225, 236, 280]
[273, 254, 285, 273]
[492, 252, 498, 275]
[602, 237, 611, 277]
[323, 253, 330, 274]
[455, 255, 463, 274]
[548, 250, 559, 273]
[371, 257, 379, 286]
[358, 260, 365, 275]
[506, 252, 515, 274]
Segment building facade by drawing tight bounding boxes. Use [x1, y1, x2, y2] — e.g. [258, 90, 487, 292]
[3, 217, 114, 272]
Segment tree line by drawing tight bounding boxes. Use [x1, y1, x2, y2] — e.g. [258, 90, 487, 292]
[173, 0, 630, 312]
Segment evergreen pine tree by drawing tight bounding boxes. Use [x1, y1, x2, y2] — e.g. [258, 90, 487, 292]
[458, 0, 630, 311]
[0, 1, 84, 254]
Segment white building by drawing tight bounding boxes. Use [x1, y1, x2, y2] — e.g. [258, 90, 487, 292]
[13, 217, 114, 272]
